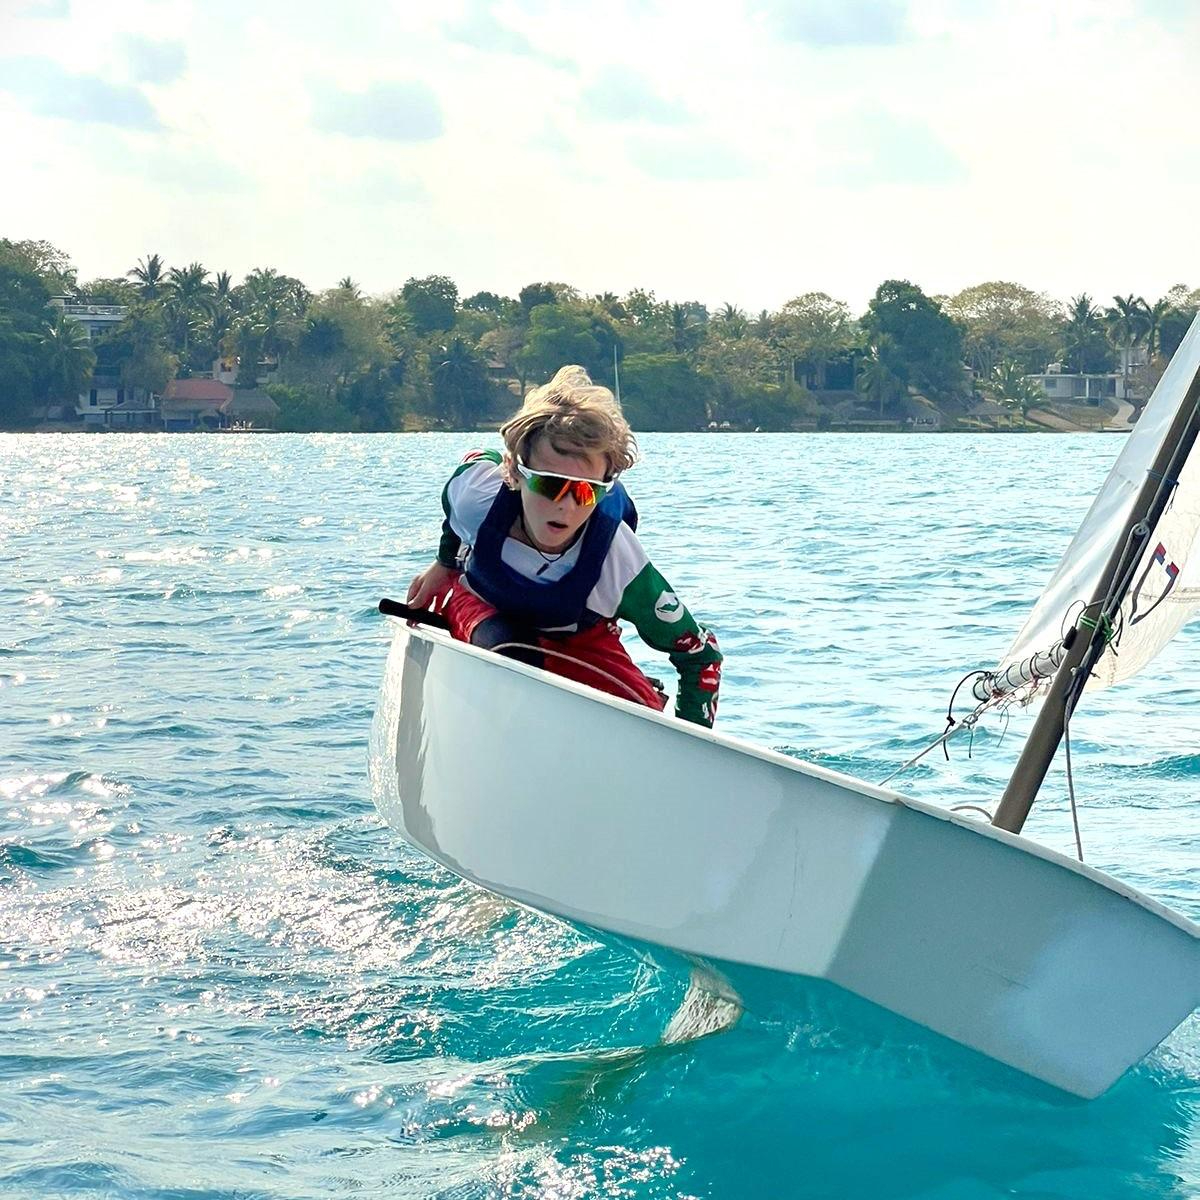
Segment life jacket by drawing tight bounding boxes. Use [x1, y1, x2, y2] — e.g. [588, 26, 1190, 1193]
[465, 482, 637, 629]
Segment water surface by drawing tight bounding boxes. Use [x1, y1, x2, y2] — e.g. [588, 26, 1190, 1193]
[2, 432, 1196, 1198]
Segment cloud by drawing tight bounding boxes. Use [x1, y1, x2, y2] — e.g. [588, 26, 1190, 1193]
[322, 167, 427, 207]
[832, 113, 965, 186]
[580, 67, 691, 124]
[15, 0, 69, 17]
[124, 36, 187, 85]
[626, 134, 753, 181]
[311, 80, 444, 142]
[0, 56, 160, 129]
[762, 0, 910, 47]
[446, 0, 570, 67]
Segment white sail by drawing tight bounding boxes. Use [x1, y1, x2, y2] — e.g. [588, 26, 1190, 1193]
[997, 313, 1200, 694]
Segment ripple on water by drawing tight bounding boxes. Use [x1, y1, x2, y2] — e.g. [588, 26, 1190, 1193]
[0, 432, 1197, 1198]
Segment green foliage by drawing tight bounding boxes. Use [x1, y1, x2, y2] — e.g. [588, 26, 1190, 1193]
[462, 291, 509, 315]
[268, 383, 358, 432]
[856, 336, 906, 416]
[0, 261, 54, 424]
[943, 282, 1061, 375]
[775, 292, 857, 387]
[432, 338, 494, 428]
[106, 303, 178, 396]
[79, 277, 137, 305]
[401, 274, 458, 335]
[40, 309, 96, 403]
[127, 253, 167, 301]
[519, 303, 603, 384]
[862, 280, 966, 401]
[1060, 294, 1114, 373]
[620, 353, 710, 431]
[0, 239, 76, 293]
[721, 380, 817, 430]
[518, 282, 558, 320]
[985, 360, 1045, 423]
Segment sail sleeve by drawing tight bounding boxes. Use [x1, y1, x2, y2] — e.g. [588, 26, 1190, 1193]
[995, 313, 1200, 695]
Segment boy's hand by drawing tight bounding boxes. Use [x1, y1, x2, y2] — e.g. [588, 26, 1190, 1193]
[407, 561, 460, 615]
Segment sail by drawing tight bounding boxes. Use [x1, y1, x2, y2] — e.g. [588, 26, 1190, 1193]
[996, 313, 1200, 695]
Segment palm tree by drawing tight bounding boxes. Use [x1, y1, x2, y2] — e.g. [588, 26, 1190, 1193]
[716, 303, 748, 340]
[127, 253, 166, 300]
[434, 338, 490, 427]
[41, 310, 96, 406]
[856, 337, 904, 418]
[337, 276, 361, 298]
[167, 263, 213, 310]
[1106, 294, 1150, 396]
[988, 360, 1044, 427]
[1141, 296, 1172, 361]
[214, 271, 233, 302]
[1061, 294, 1103, 374]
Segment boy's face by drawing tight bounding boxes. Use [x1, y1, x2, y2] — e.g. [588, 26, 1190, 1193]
[519, 436, 609, 552]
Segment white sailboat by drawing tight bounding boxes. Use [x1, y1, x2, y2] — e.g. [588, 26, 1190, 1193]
[370, 320, 1200, 1100]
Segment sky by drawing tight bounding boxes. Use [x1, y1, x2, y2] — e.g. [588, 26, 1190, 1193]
[1, 0, 1198, 313]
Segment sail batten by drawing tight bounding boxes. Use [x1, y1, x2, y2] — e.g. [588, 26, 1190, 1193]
[995, 314, 1200, 700]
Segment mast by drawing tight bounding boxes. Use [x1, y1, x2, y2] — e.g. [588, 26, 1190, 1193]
[993, 375, 1200, 834]
[613, 344, 621, 404]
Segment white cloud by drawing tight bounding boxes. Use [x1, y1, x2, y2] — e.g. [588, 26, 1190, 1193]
[2, 0, 1199, 313]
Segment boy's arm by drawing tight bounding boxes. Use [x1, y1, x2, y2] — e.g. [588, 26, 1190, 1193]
[615, 561, 722, 727]
[438, 448, 503, 567]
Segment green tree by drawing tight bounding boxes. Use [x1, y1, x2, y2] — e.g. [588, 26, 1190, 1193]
[40, 309, 95, 408]
[775, 292, 856, 388]
[1140, 296, 1172, 361]
[462, 290, 509, 315]
[856, 336, 906, 417]
[432, 338, 493, 427]
[1059, 295, 1112, 374]
[0, 261, 54, 425]
[620, 353, 710, 430]
[669, 302, 706, 357]
[269, 383, 357, 432]
[714, 303, 748, 340]
[862, 280, 965, 401]
[97, 303, 177, 398]
[127, 253, 167, 301]
[518, 281, 558, 321]
[400, 274, 458, 335]
[943, 281, 1061, 376]
[0, 239, 77, 293]
[986, 360, 1045, 426]
[518, 303, 603, 384]
[78, 277, 137, 305]
[1106, 294, 1150, 394]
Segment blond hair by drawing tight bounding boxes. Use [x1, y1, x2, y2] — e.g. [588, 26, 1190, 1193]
[500, 365, 637, 479]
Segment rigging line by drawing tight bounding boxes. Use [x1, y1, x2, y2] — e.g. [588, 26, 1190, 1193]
[877, 717, 978, 786]
[1062, 705, 1085, 862]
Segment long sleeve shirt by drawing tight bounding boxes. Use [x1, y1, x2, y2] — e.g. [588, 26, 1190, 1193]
[436, 450, 723, 726]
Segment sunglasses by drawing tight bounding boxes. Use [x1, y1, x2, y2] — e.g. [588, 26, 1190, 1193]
[516, 460, 613, 507]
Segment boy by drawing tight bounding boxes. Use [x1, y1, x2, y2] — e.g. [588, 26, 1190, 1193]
[407, 365, 722, 726]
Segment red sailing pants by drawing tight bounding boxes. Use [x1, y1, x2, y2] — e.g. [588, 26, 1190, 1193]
[443, 587, 667, 712]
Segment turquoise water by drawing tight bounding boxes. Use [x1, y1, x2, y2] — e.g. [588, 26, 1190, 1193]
[2, 431, 1197, 1199]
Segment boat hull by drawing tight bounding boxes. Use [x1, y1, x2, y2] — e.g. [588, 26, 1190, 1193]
[370, 626, 1200, 1098]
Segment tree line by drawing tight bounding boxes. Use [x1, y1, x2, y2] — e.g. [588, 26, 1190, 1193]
[1, 236, 1197, 432]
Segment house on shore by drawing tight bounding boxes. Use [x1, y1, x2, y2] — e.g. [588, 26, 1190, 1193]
[161, 379, 234, 431]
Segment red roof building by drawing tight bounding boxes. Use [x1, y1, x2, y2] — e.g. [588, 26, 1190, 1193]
[162, 379, 234, 430]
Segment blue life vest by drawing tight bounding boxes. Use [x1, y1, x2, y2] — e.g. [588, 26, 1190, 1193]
[465, 482, 637, 629]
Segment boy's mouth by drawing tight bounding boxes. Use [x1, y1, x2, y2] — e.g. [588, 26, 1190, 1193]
[546, 520, 568, 531]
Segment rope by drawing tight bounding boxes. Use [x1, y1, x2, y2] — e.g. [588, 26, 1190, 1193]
[949, 804, 994, 820]
[487, 640, 651, 705]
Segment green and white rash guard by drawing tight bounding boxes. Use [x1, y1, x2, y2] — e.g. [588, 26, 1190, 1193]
[437, 450, 723, 726]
